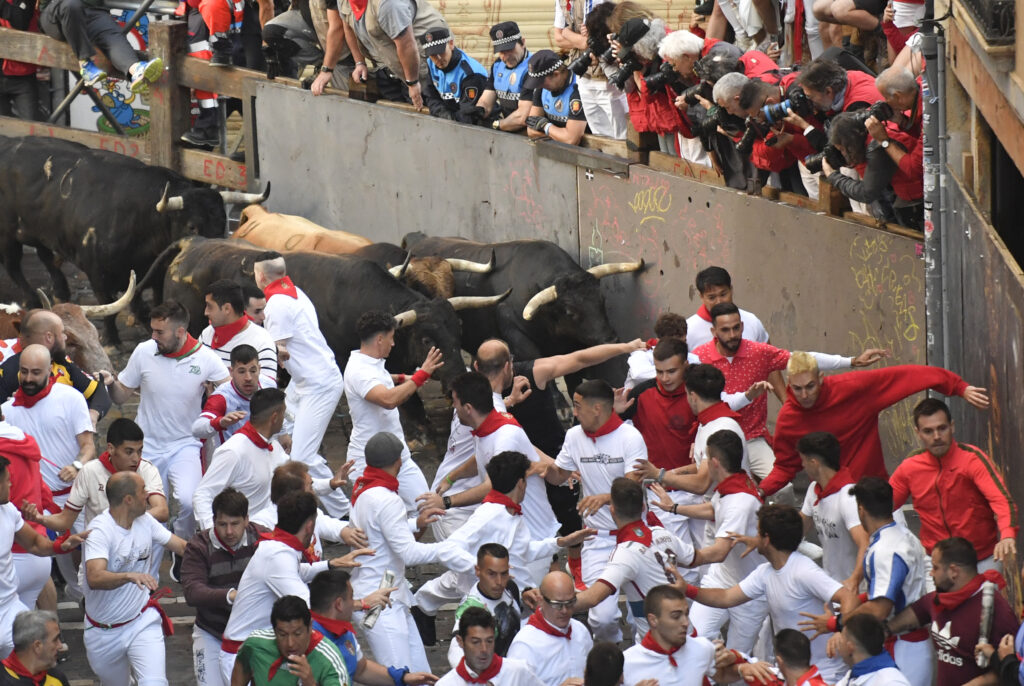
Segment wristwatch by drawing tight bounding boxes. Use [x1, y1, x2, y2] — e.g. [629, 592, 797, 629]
[404, 78, 419, 86]
[72, 460, 84, 471]
[492, 119, 501, 130]
[442, 496, 452, 510]
[319, 65, 333, 73]
[880, 140, 890, 149]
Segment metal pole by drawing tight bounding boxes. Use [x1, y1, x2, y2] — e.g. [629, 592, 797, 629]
[82, 86, 127, 135]
[921, 24, 947, 371]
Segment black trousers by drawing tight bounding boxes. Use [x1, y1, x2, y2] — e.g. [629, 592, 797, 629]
[39, 0, 139, 72]
[0, 74, 40, 120]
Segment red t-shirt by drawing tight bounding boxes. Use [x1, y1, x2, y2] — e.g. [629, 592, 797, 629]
[628, 380, 696, 470]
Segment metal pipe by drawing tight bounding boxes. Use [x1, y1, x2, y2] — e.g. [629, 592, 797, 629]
[921, 24, 947, 371]
[82, 85, 127, 135]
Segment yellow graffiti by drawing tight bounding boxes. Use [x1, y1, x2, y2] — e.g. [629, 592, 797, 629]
[628, 185, 672, 225]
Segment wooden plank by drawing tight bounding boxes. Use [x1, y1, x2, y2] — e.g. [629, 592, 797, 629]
[0, 27, 81, 71]
[647, 151, 726, 186]
[148, 21, 192, 171]
[177, 55, 265, 100]
[580, 134, 630, 159]
[949, 21, 1024, 178]
[242, 78, 260, 189]
[0, 116, 150, 159]
[179, 148, 247, 190]
[817, 176, 848, 215]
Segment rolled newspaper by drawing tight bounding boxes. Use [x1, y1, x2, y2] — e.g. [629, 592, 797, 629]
[975, 580, 997, 667]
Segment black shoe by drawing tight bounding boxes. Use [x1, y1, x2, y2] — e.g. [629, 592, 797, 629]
[211, 33, 233, 67]
[411, 605, 436, 646]
[170, 551, 183, 583]
[694, 0, 715, 15]
[181, 126, 219, 147]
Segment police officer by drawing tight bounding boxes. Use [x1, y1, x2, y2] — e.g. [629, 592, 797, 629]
[527, 50, 587, 146]
[419, 27, 489, 124]
[477, 21, 534, 132]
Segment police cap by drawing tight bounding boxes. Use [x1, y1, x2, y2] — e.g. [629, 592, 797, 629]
[420, 27, 452, 56]
[527, 50, 564, 78]
[489, 21, 523, 53]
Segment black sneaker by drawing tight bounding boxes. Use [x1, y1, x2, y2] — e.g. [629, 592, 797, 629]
[180, 126, 219, 147]
[694, 0, 715, 16]
[170, 551, 183, 583]
[411, 605, 437, 646]
[211, 34, 233, 67]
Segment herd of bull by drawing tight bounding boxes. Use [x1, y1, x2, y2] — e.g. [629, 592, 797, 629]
[0, 135, 645, 385]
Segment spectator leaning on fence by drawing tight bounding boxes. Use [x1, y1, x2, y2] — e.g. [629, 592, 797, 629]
[525, 50, 588, 147]
[419, 26, 489, 125]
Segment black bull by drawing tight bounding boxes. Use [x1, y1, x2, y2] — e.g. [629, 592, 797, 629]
[401, 232, 643, 384]
[0, 136, 266, 343]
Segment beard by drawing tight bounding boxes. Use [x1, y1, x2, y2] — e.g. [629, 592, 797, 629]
[721, 337, 742, 354]
[20, 380, 45, 396]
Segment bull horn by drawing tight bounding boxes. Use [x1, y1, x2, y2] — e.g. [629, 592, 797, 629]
[219, 181, 271, 206]
[393, 308, 418, 328]
[79, 270, 137, 319]
[522, 285, 558, 321]
[155, 183, 184, 212]
[448, 288, 512, 311]
[445, 250, 495, 273]
[388, 252, 413, 279]
[36, 289, 52, 310]
[586, 259, 645, 279]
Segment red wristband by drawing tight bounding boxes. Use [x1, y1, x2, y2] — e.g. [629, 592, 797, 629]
[411, 370, 430, 387]
[826, 615, 840, 632]
[731, 649, 747, 665]
[684, 584, 699, 600]
[52, 532, 71, 555]
[858, 592, 868, 603]
[396, 374, 407, 384]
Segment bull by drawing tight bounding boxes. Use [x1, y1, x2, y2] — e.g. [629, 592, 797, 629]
[0, 135, 267, 344]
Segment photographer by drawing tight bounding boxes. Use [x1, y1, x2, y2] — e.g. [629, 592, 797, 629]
[797, 57, 882, 123]
[526, 50, 588, 146]
[821, 110, 923, 228]
[866, 67, 922, 199]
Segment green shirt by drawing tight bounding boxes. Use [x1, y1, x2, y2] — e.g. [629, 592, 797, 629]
[237, 629, 349, 686]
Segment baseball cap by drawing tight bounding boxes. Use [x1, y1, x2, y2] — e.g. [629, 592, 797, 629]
[616, 17, 652, 59]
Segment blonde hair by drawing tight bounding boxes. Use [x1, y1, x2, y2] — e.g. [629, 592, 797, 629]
[608, 1, 653, 34]
[786, 352, 820, 377]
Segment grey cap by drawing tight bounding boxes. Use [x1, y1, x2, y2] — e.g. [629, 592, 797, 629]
[365, 432, 405, 468]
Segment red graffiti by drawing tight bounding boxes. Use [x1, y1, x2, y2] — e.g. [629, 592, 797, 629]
[37, 45, 50, 63]
[28, 124, 55, 137]
[202, 157, 247, 185]
[150, 87, 165, 104]
[98, 137, 141, 158]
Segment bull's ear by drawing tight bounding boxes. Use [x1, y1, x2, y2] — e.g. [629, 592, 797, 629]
[240, 257, 255, 276]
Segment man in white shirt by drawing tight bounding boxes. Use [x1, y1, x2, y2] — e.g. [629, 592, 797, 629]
[253, 252, 349, 519]
[438, 607, 538, 686]
[506, 571, 593, 686]
[685, 266, 770, 351]
[107, 300, 229, 556]
[218, 490, 369, 683]
[199, 279, 277, 388]
[0, 455, 88, 659]
[676, 504, 861, 683]
[192, 344, 262, 456]
[349, 432, 476, 673]
[833, 614, 913, 686]
[624, 312, 692, 390]
[544, 378, 647, 642]
[81, 471, 189, 686]
[344, 310, 438, 512]
[798, 432, 868, 589]
[192, 388, 289, 532]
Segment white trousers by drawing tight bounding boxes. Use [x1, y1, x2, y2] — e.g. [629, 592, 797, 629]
[354, 604, 430, 673]
[894, 636, 935, 686]
[218, 648, 238, 686]
[0, 595, 29, 658]
[13, 553, 51, 609]
[413, 568, 474, 616]
[577, 76, 629, 140]
[193, 625, 226, 686]
[582, 535, 623, 642]
[689, 594, 769, 653]
[151, 444, 203, 538]
[803, 0, 825, 58]
[677, 135, 713, 167]
[286, 381, 350, 518]
[85, 607, 168, 686]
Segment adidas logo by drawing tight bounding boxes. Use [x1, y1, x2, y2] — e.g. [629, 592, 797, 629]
[932, 621, 962, 651]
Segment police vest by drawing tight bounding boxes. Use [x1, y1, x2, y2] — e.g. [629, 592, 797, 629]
[541, 74, 579, 125]
[491, 51, 531, 115]
[428, 48, 487, 101]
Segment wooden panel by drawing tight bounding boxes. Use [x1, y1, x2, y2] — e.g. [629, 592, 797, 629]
[647, 151, 726, 186]
[177, 55, 267, 100]
[0, 116, 150, 159]
[148, 21, 192, 171]
[179, 148, 247, 190]
[0, 26, 80, 71]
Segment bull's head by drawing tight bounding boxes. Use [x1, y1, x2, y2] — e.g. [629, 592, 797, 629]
[387, 252, 494, 300]
[156, 182, 270, 239]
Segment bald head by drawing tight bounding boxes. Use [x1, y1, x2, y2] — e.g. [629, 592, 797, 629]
[21, 344, 51, 369]
[20, 311, 63, 352]
[539, 571, 576, 628]
[106, 471, 144, 508]
[253, 254, 287, 289]
[540, 571, 574, 597]
[18, 344, 52, 397]
[474, 339, 511, 383]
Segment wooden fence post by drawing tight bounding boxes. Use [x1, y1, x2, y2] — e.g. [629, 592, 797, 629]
[147, 20, 191, 171]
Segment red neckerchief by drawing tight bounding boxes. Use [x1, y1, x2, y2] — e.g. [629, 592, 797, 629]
[350, 0, 367, 19]
[258, 527, 314, 563]
[583, 413, 623, 441]
[351, 466, 399, 505]
[12, 377, 56, 408]
[2, 652, 46, 686]
[213, 528, 245, 556]
[471, 410, 521, 437]
[527, 608, 572, 639]
[97, 451, 135, 474]
[696, 304, 712, 322]
[310, 611, 355, 639]
[655, 379, 688, 398]
[812, 468, 856, 505]
[263, 276, 298, 300]
[933, 570, 1006, 611]
[210, 316, 248, 348]
[696, 401, 741, 426]
[268, 631, 323, 680]
[456, 655, 503, 683]
[716, 472, 762, 501]
[796, 666, 826, 685]
[640, 631, 681, 667]
[162, 335, 202, 359]
[482, 490, 522, 516]
[646, 337, 659, 349]
[615, 520, 653, 546]
[236, 422, 273, 451]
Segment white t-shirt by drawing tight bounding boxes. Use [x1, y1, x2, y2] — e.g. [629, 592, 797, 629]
[800, 483, 862, 583]
[192, 430, 287, 531]
[686, 307, 770, 351]
[622, 635, 717, 686]
[738, 553, 845, 682]
[0, 503, 24, 602]
[554, 422, 647, 531]
[703, 490, 765, 588]
[344, 351, 409, 465]
[431, 408, 482, 497]
[506, 617, 592, 686]
[262, 288, 340, 388]
[864, 521, 928, 614]
[199, 319, 278, 388]
[436, 657, 538, 686]
[81, 511, 173, 624]
[118, 340, 228, 458]
[693, 413, 749, 475]
[447, 583, 525, 668]
[835, 666, 913, 686]
[2, 383, 93, 492]
[65, 459, 164, 525]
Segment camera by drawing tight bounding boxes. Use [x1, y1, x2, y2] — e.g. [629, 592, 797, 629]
[682, 80, 714, 107]
[568, 34, 618, 76]
[610, 55, 642, 91]
[736, 117, 766, 156]
[644, 60, 681, 93]
[852, 100, 894, 124]
[761, 87, 813, 124]
[803, 144, 845, 173]
[568, 49, 594, 76]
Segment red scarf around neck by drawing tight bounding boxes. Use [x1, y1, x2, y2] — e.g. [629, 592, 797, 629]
[349, 0, 367, 19]
[456, 655, 503, 683]
[267, 631, 323, 680]
[583, 413, 623, 441]
[310, 611, 355, 639]
[162, 334, 201, 359]
[97, 451, 136, 474]
[933, 570, 1006, 611]
[264, 276, 298, 300]
[696, 401, 741, 426]
[2, 652, 46, 686]
[471, 410, 521, 438]
[615, 519, 653, 546]
[527, 608, 572, 639]
[641, 631, 682, 666]
[351, 466, 399, 505]
[12, 377, 56, 408]
[482, 489, 522, 516]
[656, 379, 688, 398]
[716, 471, 762, 501]
[812, 468, 856, 505]
[696, 304, 712, 322]
[646, 337, 659, 349]
[258, 527, 314, 564]
[237, 422, 273, 451]
[213, 527, 245, 556]
[210, 316, 248, 349]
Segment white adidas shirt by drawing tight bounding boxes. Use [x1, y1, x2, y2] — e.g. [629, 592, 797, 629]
[200, 319, 278, 388]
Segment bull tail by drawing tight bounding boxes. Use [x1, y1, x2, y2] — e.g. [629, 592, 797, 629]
[137, 239, 188, 294]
